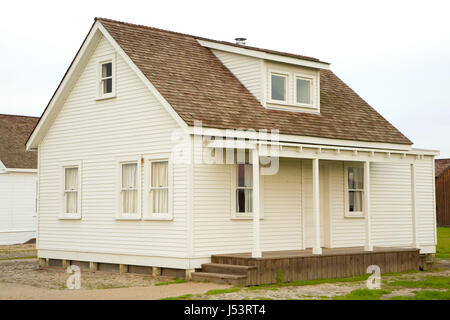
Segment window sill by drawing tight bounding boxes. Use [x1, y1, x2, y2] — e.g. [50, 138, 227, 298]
[143, 215, 173, 221]
[344, 213, 365, 219]
[231, 215, 264, 221]
[115, 216, 141, 221]
[59, 215, 81, 220]
[96, 94, 116, 102]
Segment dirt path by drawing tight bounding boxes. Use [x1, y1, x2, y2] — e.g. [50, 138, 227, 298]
[0, 281, 229, 300]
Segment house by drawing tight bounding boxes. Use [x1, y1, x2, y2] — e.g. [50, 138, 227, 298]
[435, 159, 450, 226]
[0, 114, 38, 245]
[26, 18, 438, 284]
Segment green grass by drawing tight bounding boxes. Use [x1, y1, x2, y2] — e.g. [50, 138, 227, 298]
[391, 290, 450, 300]
[436, 227, 450, 259]
[160, 294, 194, 300]
[0, 255, 37, 261]
[387, 276, 450, 290]
[205, 288, 241, 295]
[154, 278, 187, 286]
[332, 289, 391, 300]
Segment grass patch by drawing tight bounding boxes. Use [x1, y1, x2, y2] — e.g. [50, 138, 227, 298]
[436, 227, 450, 259]
[154, 278, 187, 286]
[160, 294, 194, 300]
[0, 255, 37, 261]
[391, 290, 450, 300]
[386, 276, 450, 290]
[332, 289, 391, 300]
[205, 288, 241, 295]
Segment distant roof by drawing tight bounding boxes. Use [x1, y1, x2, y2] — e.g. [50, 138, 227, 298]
[436, 159, 450, 178]
[96, 18, 411, 145]
[0, 114, 38, 169]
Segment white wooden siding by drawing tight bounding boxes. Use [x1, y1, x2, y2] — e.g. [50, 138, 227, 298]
[211, 49, 263, 102]
[193, 158, 303, 256]
[38, 35, 188, 262]
[370, 163, 414, 246]
[415, 158, 436, 245]
[0, 172, 37, 244]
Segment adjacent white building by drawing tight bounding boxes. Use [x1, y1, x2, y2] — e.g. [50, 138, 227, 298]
[0, 114, 38, 245]
[26, 18, 438, 277]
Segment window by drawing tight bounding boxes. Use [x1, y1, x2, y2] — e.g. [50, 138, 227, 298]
[101, 62, 113, 94]
[60, 161, 81, 219]
[97, 55, 115, 99]
[150, 161, 168, 214]
[236, 164, 253, 214]
[296, 77, 312, 105]
[344, 164, 364, 217]
[271, 74, 287, 102]
[143, 155, 173, 220]
[119, 162, 138, 215]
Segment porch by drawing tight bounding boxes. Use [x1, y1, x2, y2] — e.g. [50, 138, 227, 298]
[191, 246, 431, 286]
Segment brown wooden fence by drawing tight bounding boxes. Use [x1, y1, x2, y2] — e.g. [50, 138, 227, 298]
[436, 168, 450, 226]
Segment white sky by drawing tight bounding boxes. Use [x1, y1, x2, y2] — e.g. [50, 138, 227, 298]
[1, 0, 449, 157]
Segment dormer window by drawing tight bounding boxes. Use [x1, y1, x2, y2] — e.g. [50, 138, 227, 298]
[267, 65, 319, 113]
[97, 55, 116, 100]
[271, 73, 287, 102]
[296, 77, 312, 105]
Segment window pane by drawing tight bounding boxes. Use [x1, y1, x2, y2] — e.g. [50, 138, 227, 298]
[103, 78, 112, 94]
[237, 164, 252, 187]
[349, 191, 363, 212]
[348, 167, 363, 189]
[64, 192, 77, 213]
[151, 161, 168, 187]
[122, 163, 137, 188]
[236, 189, 253, 213]
[271, 74, 285, 101]
[122, 190, 137, 213]
[65, 167, 78, 190]
[102, 62, 112, 78]
[296, 78, 311, 104]
[150, 189, 168, 213]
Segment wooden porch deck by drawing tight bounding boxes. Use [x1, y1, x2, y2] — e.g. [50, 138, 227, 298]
[192, 247, 431, 286]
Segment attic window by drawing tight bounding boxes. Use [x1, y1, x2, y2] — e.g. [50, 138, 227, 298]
[101, 62, 113, 94]
[97, 55, 116, 100]
[296, 77, 312, 105]
[271, 73, 287, 102]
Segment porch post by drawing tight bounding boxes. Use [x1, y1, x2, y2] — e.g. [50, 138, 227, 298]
[364, 161, 373, 251]
[252, 147, 261, 258]
[312, 158, 322, 255]
[410, 163, 419, 248]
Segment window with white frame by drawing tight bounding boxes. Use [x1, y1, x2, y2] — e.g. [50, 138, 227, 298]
[344, 164, 364, 217]
[119, 161, 138, 216]
[98, 56, 115, 99]
[60, 162, 81, 219]
[295, 76, 312, 105]
[143, 155, 172, 220]
[270, 73, 287, 102]
[236, 163, 253, 214]
[267, 68, 318, 111]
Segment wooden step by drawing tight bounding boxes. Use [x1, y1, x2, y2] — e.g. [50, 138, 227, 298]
[201, 263, 256, 275]
[191, 272, 247, 286]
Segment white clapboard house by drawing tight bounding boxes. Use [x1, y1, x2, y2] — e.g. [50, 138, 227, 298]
[26, 18, 438, 283]
[1, 114, 38, 245]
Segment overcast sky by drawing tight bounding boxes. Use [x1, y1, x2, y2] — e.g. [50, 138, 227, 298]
[1, 0, 449, 157]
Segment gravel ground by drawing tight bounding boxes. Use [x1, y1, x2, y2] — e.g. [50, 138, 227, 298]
[0, 243, 37, 259]
[0, 259, 175, 289]
[190, 267, 450, 300]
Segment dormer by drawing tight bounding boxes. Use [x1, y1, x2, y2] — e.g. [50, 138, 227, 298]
[198, 39, 329, 114]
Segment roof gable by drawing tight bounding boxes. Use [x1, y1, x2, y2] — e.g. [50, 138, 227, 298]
[0, 114, 38, 169]
[98, 18, 411, 145]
